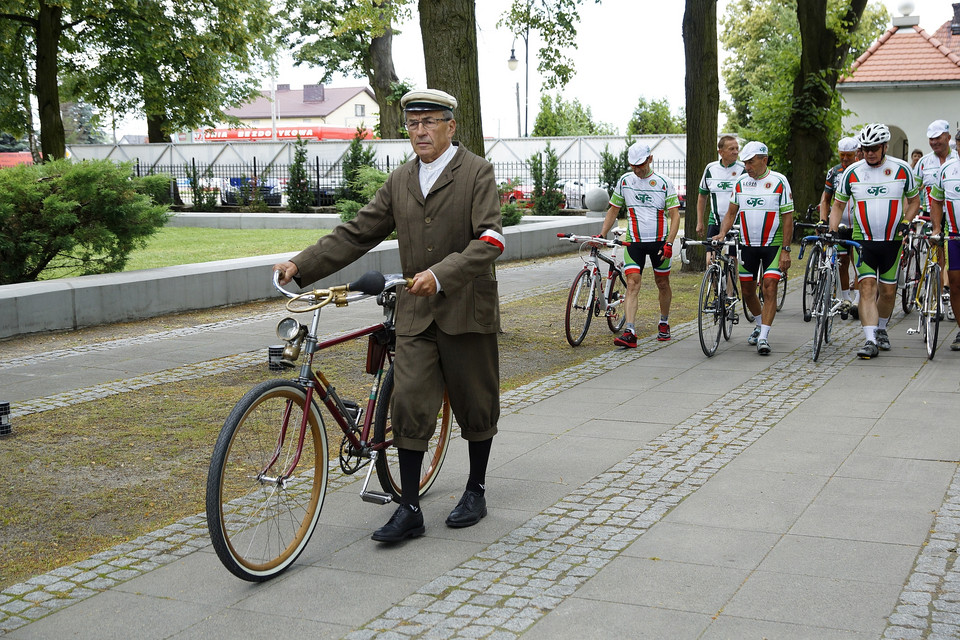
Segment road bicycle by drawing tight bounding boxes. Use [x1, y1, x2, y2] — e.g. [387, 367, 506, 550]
[558, 230, 628, 346]
[681, 230, 743, 357]
[795, 221, 830, 323]
[904, 230, 945, 359]
[798, 233, 861, 362]
[205, 271, 452, 582]
[898, 217, 931, 315]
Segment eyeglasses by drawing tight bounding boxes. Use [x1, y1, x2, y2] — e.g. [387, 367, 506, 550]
[861, 144, 883, 153]
[405, 117, 451, 131]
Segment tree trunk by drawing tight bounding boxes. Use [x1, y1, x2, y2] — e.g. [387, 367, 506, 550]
[790, 0, 866, 214]
[35, 0, 65, 161]
[682, 0, 719, 272]
[368, 23, 402, 139]
[418, 0, 484, 157]
[146, 115, 170, 143]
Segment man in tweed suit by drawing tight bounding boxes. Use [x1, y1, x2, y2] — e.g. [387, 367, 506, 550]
[274, 88, 504, 542]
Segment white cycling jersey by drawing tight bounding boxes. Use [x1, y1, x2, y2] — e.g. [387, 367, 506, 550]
[698, 160, 744, 227]
[915, 149, 959, 212]
[730, 168, 793, 247]
[929, 157, 960, 235]
[609, 170, 680, 243]
[835, 157, 919, 241]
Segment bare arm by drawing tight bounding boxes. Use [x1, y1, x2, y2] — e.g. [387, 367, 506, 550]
[599, 204, 620, 237]
[696, 193, 708, 237]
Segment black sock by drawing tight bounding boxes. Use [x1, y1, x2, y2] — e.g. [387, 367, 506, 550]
[397, 448, 424, 510]
[466, 438, 493, 495]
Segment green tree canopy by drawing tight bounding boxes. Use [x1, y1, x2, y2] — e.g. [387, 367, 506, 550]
[626, 97, 685, 135]
[532, 94, 616, 136]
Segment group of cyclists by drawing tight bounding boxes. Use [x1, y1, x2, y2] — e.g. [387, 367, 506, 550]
[597, 118, 960, 360]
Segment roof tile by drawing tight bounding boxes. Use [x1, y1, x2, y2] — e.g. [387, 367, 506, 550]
[224, 86, 374, 119]
[842, 20, 960, 84]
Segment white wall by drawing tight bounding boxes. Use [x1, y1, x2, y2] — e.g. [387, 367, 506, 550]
[840, 86, 960, 160]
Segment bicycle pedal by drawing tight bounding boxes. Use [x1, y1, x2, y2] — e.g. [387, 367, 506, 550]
[906, 328, 919, 335]
[360, 490, 393, 505]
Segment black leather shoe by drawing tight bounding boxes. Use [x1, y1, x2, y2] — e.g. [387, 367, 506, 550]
[445, 490, 487, 528]
[371, 505, 425, 542]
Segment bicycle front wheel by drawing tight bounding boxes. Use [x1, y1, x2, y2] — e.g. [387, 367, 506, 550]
[565, 269, 596, 346]
[606, 270, 628, 333]
[722, 266, 739, 341]
[206, 379, 328, 582]
[776, 270, 787, 311]
[902, 246, 924, 314]
[373, 365, 452, 501]
[698, 265, 723, 357]
[812, 268, 832, 362]
[802, 245, 821, 322]
[924, 264, 942, 359]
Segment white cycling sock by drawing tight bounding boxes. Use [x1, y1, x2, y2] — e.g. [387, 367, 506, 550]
[864, 325, 877, 343]
[759, 324, 771, 341]
[878, 316, 889, 330]
[841, 289, 851, 301]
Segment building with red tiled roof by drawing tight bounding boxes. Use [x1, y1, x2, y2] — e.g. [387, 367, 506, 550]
[838, 4, 960, 160]
[221, 84, 379, 132]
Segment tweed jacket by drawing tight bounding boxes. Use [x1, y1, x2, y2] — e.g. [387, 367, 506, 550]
[291, 143, 503, 336]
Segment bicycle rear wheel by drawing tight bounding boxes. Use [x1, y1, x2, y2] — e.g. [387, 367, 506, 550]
[802, 245, 821, 322]
[373, 364, 452, 501]
[565, 269, 596, 346]
[812, 268, 832, 362]
[206, 379, 328, 582]
[698, 265, 723, 357]
[776, 270, 787, 310]
[722, 266, 738, 341]
[902, 246, 924, 314]
[606, 270, 628, 333]
[924, 264, 942, 359]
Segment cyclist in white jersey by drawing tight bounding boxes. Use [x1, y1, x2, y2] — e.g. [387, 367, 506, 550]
[916, 119, 957, 308]
[829, 123, 920, 359]
[697, 135, 744, 265]
[599, 141, 680, 347]
[927, 142, 960, 350]
[819, 137, 860, 317]
[714, 141, 793, 356]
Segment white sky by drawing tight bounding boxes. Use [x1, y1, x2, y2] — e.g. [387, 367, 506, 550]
[116, 0, 950, 139]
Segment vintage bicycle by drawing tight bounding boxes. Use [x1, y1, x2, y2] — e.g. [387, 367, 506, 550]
[798, 232, 862, 361]
[205, 271, 452, 582]
[903, 229, 945, 359]
[681, 230, 743, 357]
[557, 230, 628, 346]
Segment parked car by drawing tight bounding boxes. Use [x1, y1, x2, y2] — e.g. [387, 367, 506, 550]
[561, 179, 600, 210]
[676, 183, 686, 210]
[220, 177, 282, 206]
[500, 181, 534, 207]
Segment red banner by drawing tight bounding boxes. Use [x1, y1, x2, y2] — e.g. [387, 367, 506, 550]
[198, 126, 372, 142]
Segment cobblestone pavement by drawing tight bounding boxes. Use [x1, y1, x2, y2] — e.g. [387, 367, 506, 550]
[2, 275, 958, 638]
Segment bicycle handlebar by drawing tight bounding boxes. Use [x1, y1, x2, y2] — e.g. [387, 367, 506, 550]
[273, 270, 411, 312]
[557, 230, 624, 247]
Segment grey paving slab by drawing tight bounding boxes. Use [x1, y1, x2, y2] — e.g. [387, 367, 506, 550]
[758, 534, 919, 584]
[721, 570, 903, 635]
[855, 417, 960, 460]
[729, 429, 861, 476]
[522, 598, 712, 640]
[600, 389, 724, 424]
[168, 607, 350, 640]
[621, 521, 781, 571]
[565, 417, 676, 443]
[836, 453, 956, 486]
[700, 615, 878, 640]
[489, 433, 643, 486]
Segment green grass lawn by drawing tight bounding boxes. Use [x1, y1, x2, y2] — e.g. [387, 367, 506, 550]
[39, 227, 332, 279]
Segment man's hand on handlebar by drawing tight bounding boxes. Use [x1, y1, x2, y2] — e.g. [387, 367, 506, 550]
[274, 261, 299, 286]
[407, 270, 438, 297]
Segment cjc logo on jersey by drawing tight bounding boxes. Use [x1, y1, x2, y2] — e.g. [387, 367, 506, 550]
[717, 181, 733, 190]
[636, 193, 651, 203]
[746, 197, 764, 207]
[867, 186, 887, 196]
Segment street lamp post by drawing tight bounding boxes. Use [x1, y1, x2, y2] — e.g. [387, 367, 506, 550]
[507, 28, 529, 137]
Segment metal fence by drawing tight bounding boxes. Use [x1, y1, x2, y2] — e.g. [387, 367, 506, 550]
[138, 156, 687, 208]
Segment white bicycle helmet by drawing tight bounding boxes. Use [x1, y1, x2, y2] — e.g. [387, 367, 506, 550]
[857, 123, 891, 146]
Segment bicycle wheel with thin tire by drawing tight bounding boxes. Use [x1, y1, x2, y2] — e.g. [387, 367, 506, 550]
[823, 267, 837, 344]
[776, 270, 787, 310]
[373, 364, 452, 501]
[902, 246, 924, 314]
[924, 264, 942, 359]
[802, 245, 821, 322]
[722, 266, 738, 341]
[698, 265, 723, 357]
[606, 270, 628, 333]
[565, 269, 596, 346]
[812, 269, 832, 361]
[206, 379, 328, 582]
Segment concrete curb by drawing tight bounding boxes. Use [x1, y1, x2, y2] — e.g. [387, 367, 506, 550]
[164, 212, 584, 229]
[0, 217, 600, 338]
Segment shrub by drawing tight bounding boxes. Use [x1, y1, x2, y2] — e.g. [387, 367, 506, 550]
[340, 126, 376, 203]
[529, 143, 564, 215]
[501, 202, 523, 227]
[336, 165, 389, 223]
[0, 159, 169, 284]
[286, 136, 313, 213]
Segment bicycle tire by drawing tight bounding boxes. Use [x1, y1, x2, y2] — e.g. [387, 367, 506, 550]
[902, 245, 924, 314]
[722, 266, 738, 341]
[206, 379, 328, 582]
[802, 245, 821, 322]
[823, 267, 837, 345]
[605, 270, 628, 333]
[924, 264, 942, 359]
[776, 270, 787, 311]
[565, 269, 595, 346]
[373, 364, 452, 501]
[812, 268, 832, 362]
[698, 265, 723, 357]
